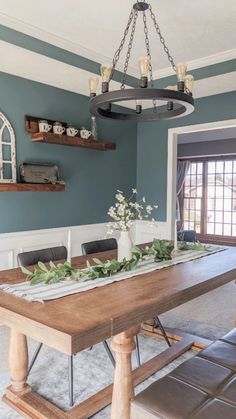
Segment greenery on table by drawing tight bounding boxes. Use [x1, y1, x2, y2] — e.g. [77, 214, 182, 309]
[21, 239, 208, 286]
[178, 241, 208, 251]
[21, 261, 78, 285]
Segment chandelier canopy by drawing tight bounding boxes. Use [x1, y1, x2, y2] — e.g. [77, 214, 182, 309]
[89, 1, 195, 122]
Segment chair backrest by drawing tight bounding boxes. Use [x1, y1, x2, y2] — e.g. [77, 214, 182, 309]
[177, 229, 197, 243]
[18, 246, 67, 267]
[81, 238, 117, 256]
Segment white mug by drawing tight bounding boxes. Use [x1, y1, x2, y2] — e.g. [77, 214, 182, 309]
[39, 120, 52, 133]
[66, 127, 79, 137]
[80, 129, 92, 139]
[53, 125, 65, 135]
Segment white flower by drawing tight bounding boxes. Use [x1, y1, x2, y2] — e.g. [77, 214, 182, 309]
[130, 202, 140, 210]
[116, 193, 125, 203]
[146, 205, 153, 214]
[107, 187, 158, 233]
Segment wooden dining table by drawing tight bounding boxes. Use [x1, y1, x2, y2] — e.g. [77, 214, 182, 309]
[0, 246, 236, 419]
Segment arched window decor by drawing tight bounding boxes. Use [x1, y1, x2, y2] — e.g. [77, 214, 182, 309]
[0, 112, 16, 183]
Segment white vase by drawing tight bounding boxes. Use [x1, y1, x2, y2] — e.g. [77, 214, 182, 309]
[117, 230, 133, 261]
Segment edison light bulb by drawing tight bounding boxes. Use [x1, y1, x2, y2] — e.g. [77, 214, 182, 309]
[176, 63, 187, 92]
[89, 77, 99, 97]
[176, 63, 187, 81]
[138, 57, 150, 88]
[184, 74, 194, 95]
[101, 64, 112, 93]
[135, 100, 142, 114]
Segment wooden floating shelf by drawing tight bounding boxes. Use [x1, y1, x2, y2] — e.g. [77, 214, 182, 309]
[25, 115, 116, 151]
[0, 183, 65, 192]
[31, 132, 116, 151]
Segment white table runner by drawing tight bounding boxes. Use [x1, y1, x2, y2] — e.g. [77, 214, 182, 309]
[0, 246, 224, 303]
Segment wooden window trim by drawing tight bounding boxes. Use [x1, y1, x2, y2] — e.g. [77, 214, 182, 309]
[181, 157, 236, 244]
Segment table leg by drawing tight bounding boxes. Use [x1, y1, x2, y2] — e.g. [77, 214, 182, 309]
[9, 328, 28, 392]
[110, 327, 140, 419]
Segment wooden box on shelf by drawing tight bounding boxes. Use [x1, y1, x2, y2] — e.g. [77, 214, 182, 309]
[25, 115, 116, 151]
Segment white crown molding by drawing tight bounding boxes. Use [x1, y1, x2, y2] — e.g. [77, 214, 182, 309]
[0, 12, 139, 77]
[1, 12, 235, 81]
[153, 49, 236, 80]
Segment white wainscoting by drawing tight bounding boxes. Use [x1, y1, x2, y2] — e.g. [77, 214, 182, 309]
[0, 223, 110, 270]
[0, 221, 170, 271]
[135, 220, 170, 245]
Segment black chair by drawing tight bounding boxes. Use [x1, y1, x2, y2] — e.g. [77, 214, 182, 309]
[82, 239, 171, 363]
[177, 229, 197, 243]
[81, 238, 117, 255]
[18, 245, 115, 407]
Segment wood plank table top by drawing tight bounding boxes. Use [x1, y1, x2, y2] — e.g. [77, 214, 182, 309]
[0, 247, 236, 355]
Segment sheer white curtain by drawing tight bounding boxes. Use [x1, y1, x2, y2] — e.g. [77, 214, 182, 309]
[176, 160, 190, 221]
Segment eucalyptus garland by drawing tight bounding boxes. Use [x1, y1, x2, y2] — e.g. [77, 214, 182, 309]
[21, 239, 207, 286]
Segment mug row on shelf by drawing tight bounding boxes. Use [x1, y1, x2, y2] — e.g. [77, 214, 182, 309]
[38, 120, 93, 139]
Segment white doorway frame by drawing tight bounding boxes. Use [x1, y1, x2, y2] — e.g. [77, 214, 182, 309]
[167, 118, 236, 239]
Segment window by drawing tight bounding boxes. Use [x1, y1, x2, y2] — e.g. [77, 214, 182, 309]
[183, 158, 236, 241]
[0, 112, 16, 183]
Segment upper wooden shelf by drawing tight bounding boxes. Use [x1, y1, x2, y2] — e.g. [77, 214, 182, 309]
[32, 132, 116, 150]
[25, 115, 116, 151]
[0, 183, 65, 192]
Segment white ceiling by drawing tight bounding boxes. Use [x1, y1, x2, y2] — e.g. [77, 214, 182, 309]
[0, 0, 236, 76]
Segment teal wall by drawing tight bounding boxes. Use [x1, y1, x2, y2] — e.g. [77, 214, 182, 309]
[0, 72, 137, 233]
[137, 91, 236, 221]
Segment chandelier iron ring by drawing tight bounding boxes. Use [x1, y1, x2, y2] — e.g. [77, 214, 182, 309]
[90, 89, 194, 122]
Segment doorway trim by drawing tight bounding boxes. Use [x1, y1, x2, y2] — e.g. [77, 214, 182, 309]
[167, 118, 236, 239]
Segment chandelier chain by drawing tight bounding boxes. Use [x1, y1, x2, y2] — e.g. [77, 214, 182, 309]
[121, 9, 138, 89]
[142, 11, 154, 85]
[110, 8, 134, 80]
[143, 10, 157, 110]
[148, 4, 176, 72]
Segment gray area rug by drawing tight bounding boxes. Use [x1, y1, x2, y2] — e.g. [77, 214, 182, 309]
[0, 281, 235, 418]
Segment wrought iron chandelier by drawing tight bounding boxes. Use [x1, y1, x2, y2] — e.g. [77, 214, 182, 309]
[89, 1, 195, 122]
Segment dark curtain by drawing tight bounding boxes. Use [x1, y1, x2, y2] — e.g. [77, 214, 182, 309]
[176, 160, 190, 221]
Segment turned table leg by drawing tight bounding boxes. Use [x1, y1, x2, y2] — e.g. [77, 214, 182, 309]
[9, 328, 28, 392]
[111, 326, 140, 419]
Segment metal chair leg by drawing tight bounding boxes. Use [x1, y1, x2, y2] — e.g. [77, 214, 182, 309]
[154, 315, 171, 347]
[135, 335, 141, 366]
[68, 355, 74, 407]
[28, 342, 43, 376]
[103, 340, 116, 367]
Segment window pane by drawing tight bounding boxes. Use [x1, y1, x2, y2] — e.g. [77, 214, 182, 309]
[224, 199, 231, 211]
[224, 188, 232, 199]
[215, 199, 223, 211]
[215, 212, 223, 222]
[191, 163, 196, 175]
[207, 211, 215, 223]
[215, 224, 223, 235]
[207, 223, 214, 234]
[208, 162, 215, 173]
[224, 212, 232, 223]
[197, 163, 203, 174]
[225, 161, 233, 173]
[182, 162, 204, 236]
[216, 161, 224, 174]
[224, 224, 231, 236]
[196, 199, 201, 210]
